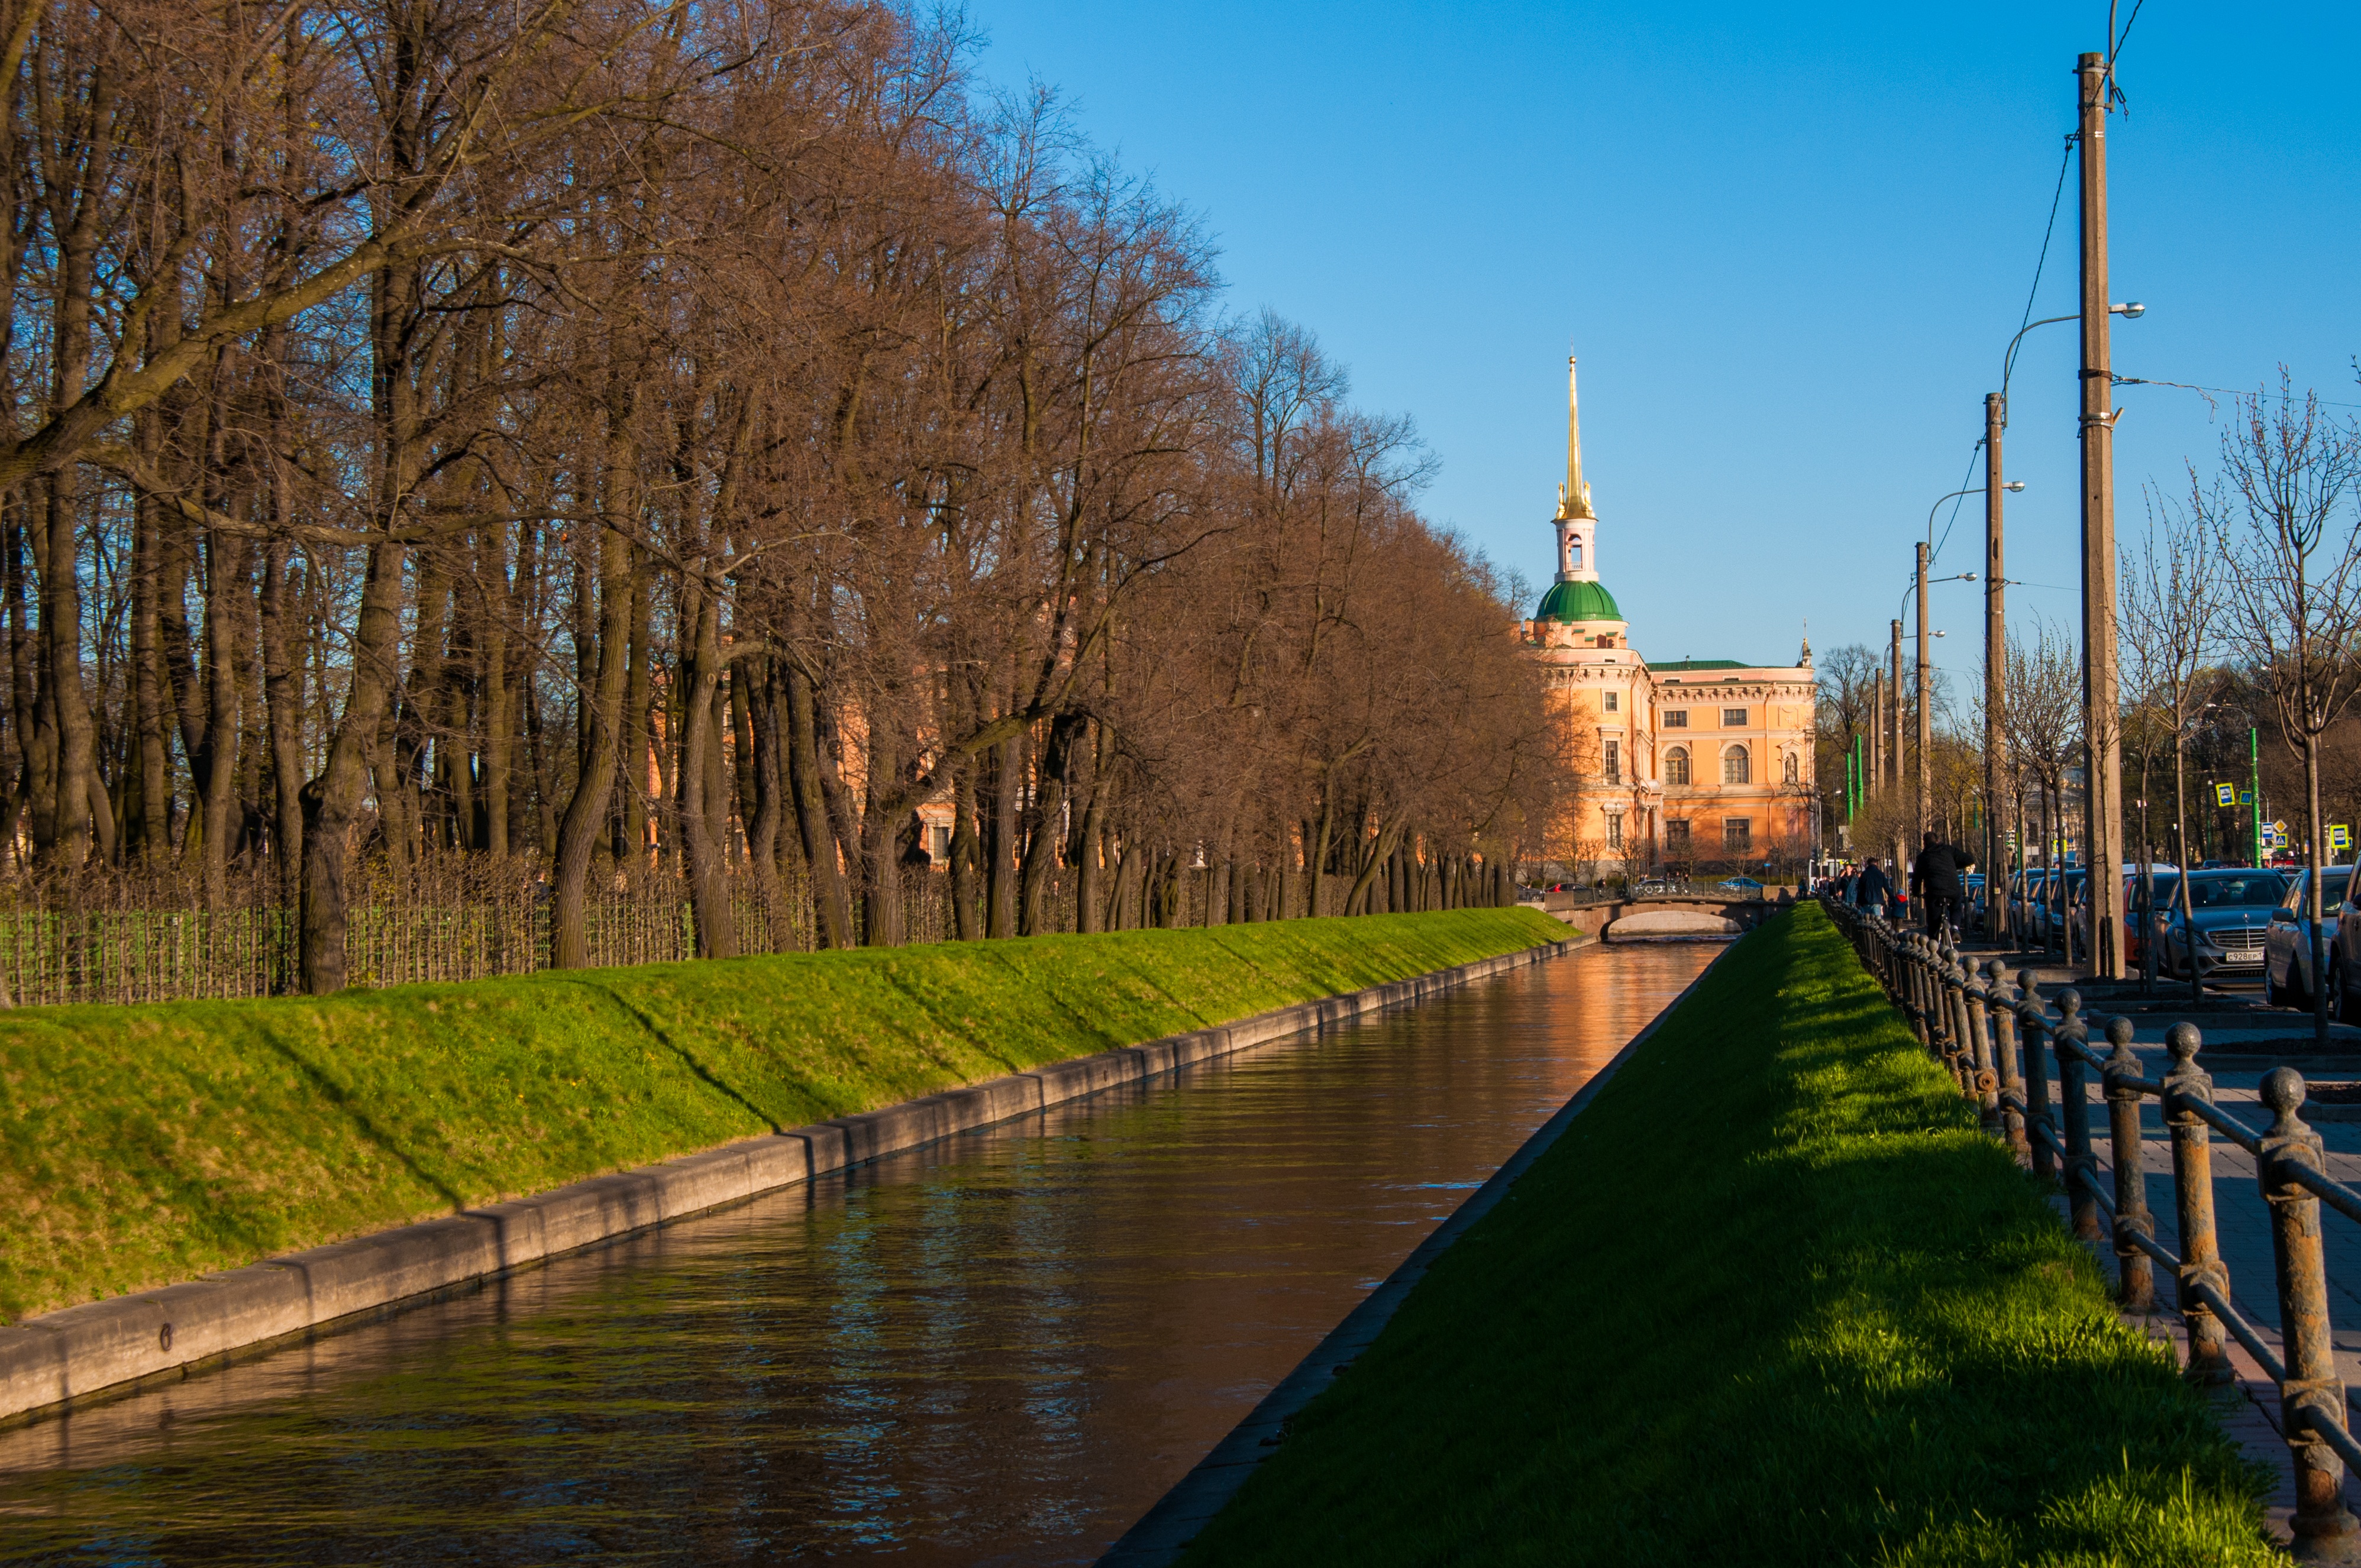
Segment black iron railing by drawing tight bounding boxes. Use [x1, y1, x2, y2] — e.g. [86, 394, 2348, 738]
[1826, 897, 2361, 1558]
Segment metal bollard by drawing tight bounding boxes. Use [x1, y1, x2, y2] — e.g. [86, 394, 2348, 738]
[1962, 953, 2001, 1133]
[1987, 961, 2030, 1156]
[2101, 1015, 2156, 1312]
[2257, 1066, 2361, 1559]
[2053, 990, 2104, 1244]
[2159, 1023, 2231, 1386]
[2017, 972, 2056, 1179]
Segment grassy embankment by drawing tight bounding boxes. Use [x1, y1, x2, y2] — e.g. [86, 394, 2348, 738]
[0, 907, 1565, 1325]
[1185, 902, 2288, 1568]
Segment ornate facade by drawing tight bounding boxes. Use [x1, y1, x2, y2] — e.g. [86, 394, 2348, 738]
[1520, 358, 1815, 875]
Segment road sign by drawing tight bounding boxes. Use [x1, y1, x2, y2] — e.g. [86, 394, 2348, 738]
[2333, 824, 2352, 851]
[2240, 791, 2255, 807]
[2273, 819, 2289, 835]
[2216, 782, 2237, 807]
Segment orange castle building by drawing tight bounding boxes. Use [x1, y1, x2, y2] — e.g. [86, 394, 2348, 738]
[1519, 358, 1816, 877]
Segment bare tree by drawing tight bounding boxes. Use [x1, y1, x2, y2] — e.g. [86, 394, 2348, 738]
[2214, 377, 2361, 1043]
[2123, 487, 2231, 998]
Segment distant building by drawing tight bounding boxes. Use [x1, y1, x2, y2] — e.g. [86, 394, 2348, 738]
[1519, 358, 1815, 877]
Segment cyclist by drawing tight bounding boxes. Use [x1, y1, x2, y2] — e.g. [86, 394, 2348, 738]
[1910, 833, 1976, 942]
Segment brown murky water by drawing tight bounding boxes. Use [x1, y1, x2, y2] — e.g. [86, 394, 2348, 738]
[0, 941, 1714, 1565]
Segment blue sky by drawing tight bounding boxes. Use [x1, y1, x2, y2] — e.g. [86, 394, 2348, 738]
[968, 1, 2361, 681]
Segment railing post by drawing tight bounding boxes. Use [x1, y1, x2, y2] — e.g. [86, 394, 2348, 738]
[2017, 972, 2056, 1179]
[1987, 960, 2029, 1156]
[1904, 934, 1932, 1049]
[2054, 990, 2104, 1244]
[2159, 1023, 2231, 1387]
[2257, 1066, 2361, 1559]
[1961, 952, 2001, 1132]
[1943, 945, 1974, 1091]
[2101, 1015, 2156, 1312]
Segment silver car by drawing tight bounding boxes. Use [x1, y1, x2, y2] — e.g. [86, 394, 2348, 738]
[2266, 867, 2354, 1010]
[2156, 869, 2286, 984]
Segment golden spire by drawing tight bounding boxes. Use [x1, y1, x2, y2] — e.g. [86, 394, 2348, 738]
[1555, 354, 1594, 521]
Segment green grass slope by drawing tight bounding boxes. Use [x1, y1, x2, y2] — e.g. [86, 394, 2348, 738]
[0, 908, 1565, 1325]
[1183, 903, 2286, 1568]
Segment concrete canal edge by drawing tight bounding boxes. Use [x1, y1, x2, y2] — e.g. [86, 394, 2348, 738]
[1096, 937, 1737, 1568]
[0, 935, 1578, 1432]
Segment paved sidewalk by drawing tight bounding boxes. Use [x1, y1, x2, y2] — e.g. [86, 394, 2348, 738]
[2046, 1023, 2361, 1545]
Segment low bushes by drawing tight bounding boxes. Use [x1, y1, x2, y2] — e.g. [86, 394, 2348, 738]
[0, 908, 1565, 1324]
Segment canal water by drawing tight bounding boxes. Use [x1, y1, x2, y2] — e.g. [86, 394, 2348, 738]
[0, 941, 1714, 1565]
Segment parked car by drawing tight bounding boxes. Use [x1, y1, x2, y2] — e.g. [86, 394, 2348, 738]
[2117, 864, 2182, 967]
[1717, 876, 1765, 898]
[2265, 867, 2353, 1008]
[2029, 869, 2085, 946]
[2156, 868, 2285, 984]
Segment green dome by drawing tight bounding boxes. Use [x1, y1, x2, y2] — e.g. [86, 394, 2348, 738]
[1535, 578, 1624, 624]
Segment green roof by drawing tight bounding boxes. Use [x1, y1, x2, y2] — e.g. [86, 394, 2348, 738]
[1651, 659, 1748, 673]
[1535, 578, 1623, 624]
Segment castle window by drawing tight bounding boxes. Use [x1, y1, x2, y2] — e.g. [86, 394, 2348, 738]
[1783, 752, 1800, 784]
[1604, 741, 1620, 783]
[1722, 707, 1748, 727]
[1665, 746, 1690, 786]
[1724, 817, 1752, 852]
[1722, 745, 1750, 784]
[1665, 818, 1690, 848]
[1603, 690, 1619, 712]
[1663, 710, 1688, 728]
[1570, 539, 1583, 568]
[1606, 813, 1624, 850]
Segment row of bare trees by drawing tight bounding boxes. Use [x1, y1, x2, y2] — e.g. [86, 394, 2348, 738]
[1814, 377, 2361, 1026]
[0, 0, 1555, 995]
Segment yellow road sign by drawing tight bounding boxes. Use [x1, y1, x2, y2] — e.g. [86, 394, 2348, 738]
[2215, 782, 2236, 807]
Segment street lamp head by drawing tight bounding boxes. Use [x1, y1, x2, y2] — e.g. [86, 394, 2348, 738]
[2002, 481, 2026, 492]
[2111, 301, 2146, 318]
[1961, 572, 1978, 581]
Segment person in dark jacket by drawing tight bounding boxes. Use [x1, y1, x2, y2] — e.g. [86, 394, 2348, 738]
[1854, 859, 1893, 917]
[1911, 833, 1976, 938]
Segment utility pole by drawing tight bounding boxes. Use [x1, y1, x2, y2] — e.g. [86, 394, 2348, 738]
[1888, 619, 1904, 796]
[1890, 617, 1905, 871]
[1869, 673, 1884, 794]
[2250, 726, 2263, 865]
[1916, 541, 1931, 850]
[2079, 50, 2126, 979]
[1984, 393, 2009, 938]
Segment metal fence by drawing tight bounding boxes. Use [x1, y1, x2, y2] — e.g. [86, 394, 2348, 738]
[0, 862, 1406, 1007]
[1827, 898, 2361, 1557]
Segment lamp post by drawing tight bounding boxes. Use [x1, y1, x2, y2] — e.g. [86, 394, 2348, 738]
[1918, 486, 2021, 867]
[1991, 300, 2142, 963]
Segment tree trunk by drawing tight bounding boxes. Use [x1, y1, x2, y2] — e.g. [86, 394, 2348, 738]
[783, 646, 854, 949]
[676, 573, 737, 959]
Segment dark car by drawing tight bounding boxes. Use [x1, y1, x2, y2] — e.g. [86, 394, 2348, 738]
[2156, 868, 2288, 984]
[2266, 866, 2354, 1009]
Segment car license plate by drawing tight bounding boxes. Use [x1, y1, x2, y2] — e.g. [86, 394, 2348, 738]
[2227, 949, 2261, 964]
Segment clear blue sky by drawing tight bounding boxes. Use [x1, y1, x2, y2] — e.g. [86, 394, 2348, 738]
[968, 1, 2361, 682]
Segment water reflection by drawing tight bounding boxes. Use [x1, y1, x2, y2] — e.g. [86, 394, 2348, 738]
[0, 941, 1714, 1565]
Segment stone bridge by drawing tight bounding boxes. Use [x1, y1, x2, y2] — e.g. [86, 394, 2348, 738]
[1538, 890, 1794, 940]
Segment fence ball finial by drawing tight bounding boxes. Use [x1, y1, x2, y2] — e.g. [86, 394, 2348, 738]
[2104, 1014, 2139, 1066]
[2057, 988, 2082, 1023]
[2017, 967, 2042, 995]
[2165, 1021, 2203, 1068]
[2262, 1065, 2310, 1136]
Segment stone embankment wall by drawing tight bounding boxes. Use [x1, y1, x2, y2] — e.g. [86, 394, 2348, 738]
[0, 937, 1572, 1430]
